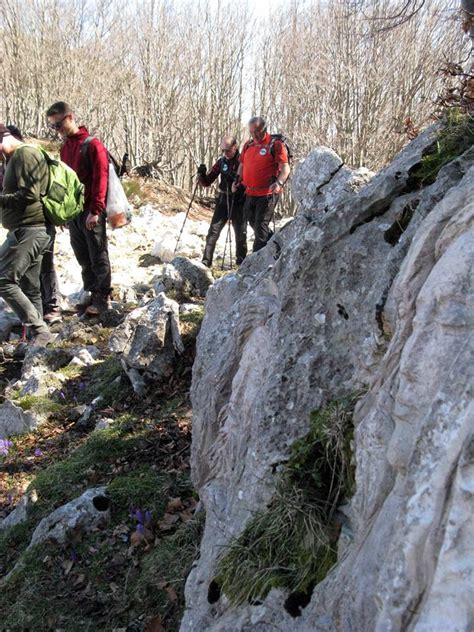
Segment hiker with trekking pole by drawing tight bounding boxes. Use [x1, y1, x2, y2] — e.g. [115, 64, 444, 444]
[232, 116, 290, 253]
[197, 136, 247, 269]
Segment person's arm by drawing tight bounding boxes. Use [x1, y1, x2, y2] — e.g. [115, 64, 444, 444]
[198, 160, 220, 187]
[231, 163, 244, 193]
[270, 141, 290, 194]
[85, 139, 109, 230]
[0, 148, 47, 212]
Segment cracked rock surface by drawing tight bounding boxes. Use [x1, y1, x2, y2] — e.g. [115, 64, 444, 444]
[181, 127, 474, 631]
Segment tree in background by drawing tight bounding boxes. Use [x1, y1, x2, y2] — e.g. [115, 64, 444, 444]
[0, 0, 467, 203]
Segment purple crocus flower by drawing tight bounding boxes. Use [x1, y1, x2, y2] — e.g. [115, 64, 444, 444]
[145, 510, 152, 524]
[135, 509, 144, 525]
[59, 391, 66, 400]
[0, 439, 12, 456]
[34, 448, 43, 457]
[136, 523, 145, 536]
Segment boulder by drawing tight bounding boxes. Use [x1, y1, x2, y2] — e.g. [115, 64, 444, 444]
[159, 256, 214, 298]
[291, 146, 373, 214]
[181, 127, 474, 631]
[0, 490, 38, 531]
[109, 292, 184, 395]
[0, 400, 41, 437]
[29, 487, 110, 548]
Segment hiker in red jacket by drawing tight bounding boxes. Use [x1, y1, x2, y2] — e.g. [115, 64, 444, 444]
[46, 101, 111, 316]
[232, 116, 290, 252]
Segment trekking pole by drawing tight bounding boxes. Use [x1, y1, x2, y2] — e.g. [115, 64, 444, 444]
[221, 189, 234, 271]
[174, 177, 200, 254]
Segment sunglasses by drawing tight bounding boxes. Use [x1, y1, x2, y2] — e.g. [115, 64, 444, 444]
[47, 114, 70, 130]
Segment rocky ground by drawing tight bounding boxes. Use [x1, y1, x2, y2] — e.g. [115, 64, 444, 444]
[0, 180, 227, 631]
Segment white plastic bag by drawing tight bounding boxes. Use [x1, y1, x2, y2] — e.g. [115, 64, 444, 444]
[106, 164, 132, 229]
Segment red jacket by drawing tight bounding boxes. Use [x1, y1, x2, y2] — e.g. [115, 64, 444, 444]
[60, 126, 109, 215]
[240, 132, 288, 196]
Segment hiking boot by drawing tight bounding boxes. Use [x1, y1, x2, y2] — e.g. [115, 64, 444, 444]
[202, 259, 212, 268]
[74, 293, 93, 315]
[85, 294, 112, 316]
[43, 309, 62, 324]
[31, 331, 56, 347]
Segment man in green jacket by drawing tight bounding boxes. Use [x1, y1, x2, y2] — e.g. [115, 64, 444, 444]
[0, 123, 53, 346]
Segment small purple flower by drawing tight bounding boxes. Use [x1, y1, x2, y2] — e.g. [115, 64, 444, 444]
[70, 549, 79, 562]
[79, 382, 86, 391]
[145, 510, 152, 525]
[135, 509, 144, 525]
[59, 391, 66, 400]
[0, 439, 13, 456]
[136, 523, 145, 536]
[34, 448, 43, 457]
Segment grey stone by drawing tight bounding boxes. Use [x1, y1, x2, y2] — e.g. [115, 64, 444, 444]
[29, 487, 110, 548]
[0, 490, 38, 531]
[291, 146, 373, 215]
[181, 128, 474, 631]
[0, 400, 41, 437]
[109, 292, 184, 394]
[179, 303, 203, 315]
[160, 256, 214, 298]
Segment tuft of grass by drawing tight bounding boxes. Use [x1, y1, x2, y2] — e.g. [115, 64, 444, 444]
[216, 392, 362, 606]
[76, 355, 123, 406]
[14, 395, 64, 417]
[416, 110, 474, 185]
[108, 467, 176, 522]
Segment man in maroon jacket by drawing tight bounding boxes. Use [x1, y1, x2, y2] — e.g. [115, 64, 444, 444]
[46, 101, 111, 316]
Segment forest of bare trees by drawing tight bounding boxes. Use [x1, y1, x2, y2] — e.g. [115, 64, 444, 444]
[0, 0, 468, 192]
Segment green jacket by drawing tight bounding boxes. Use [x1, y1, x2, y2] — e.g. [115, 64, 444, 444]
[0, 145, 48, 230]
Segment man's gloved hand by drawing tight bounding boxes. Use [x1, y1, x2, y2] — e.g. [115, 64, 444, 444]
[197, 163, 207, 177]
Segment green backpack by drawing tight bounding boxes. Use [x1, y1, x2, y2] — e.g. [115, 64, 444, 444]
[29, 145, 84, 225]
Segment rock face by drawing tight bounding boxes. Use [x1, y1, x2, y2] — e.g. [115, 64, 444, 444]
[291, 146, 373, 214]
[109, 292, 184, 395]
[182, 128, 474, 631]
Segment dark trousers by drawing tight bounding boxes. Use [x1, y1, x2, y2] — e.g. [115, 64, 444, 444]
[0, 226, 51, 335]
[69, 212, 112, 296]
[244, 194, 276, 252]
[202, 196, 247, 266]
[40, 224, 59, 313]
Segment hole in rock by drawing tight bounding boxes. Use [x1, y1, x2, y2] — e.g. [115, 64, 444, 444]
[383, 199, 419, 246]
[284, 586, 314, 617]
[92, 495, 111, 512]
[207, 580, 221, 604]
[336, 304, 349, 320]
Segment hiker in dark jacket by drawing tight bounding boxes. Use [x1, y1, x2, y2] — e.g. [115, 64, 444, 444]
[199, 136, 247, 268]
[46, 101, 111, 316]
[0, 126, 61, 324]
[0, 123, 53, 346]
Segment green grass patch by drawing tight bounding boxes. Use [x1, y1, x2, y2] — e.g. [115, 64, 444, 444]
[76, 355, 123, 406]
[14, 395, 64, 417]
[216, 392, 361, 605]
[416, 110, 474, 185]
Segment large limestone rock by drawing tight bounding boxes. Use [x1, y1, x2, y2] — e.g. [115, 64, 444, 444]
[291, 146, 373, 214]
[181, 126, 474, 631]
[109, 292, 184, 395]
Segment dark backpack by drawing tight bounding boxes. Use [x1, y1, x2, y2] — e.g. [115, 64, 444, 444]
[269, 133, 293, 163]
[80, 136, 121, 176]
[244, 133, 293, 163]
